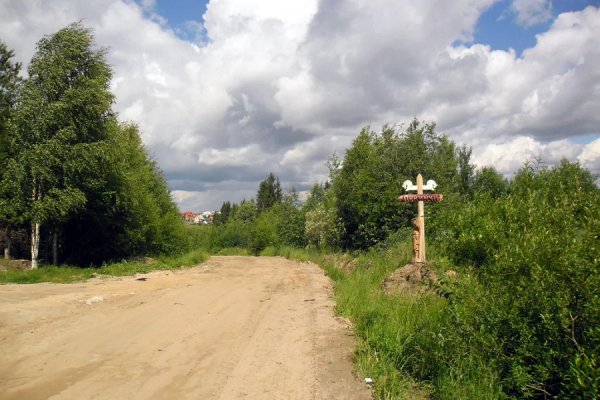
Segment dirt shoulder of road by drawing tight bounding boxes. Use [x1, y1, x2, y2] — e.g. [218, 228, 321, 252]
[0, 256, 372, 400]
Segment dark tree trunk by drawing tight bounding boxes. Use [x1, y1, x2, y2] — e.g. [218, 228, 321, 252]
[52, 228, 58, 265]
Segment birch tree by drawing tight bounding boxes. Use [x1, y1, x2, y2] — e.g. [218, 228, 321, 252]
[5, 23, 113, 268]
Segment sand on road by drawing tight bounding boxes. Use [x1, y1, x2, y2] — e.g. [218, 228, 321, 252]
[0, 256, 372, 400]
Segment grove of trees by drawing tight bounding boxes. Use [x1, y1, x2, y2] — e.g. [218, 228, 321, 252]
[0, 23, 187, 267]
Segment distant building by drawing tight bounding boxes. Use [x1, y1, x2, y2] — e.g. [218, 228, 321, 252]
[181, 210, 217, 224]
[182, 211, 195, 222]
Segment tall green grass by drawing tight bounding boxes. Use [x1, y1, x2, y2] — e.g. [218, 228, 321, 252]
[0, 249, 209, 284]
[263, 242, 465, 399]
[0, 263, 96, 284]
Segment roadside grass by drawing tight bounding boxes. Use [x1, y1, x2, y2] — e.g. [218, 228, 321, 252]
[261, 243, 452, 399]
[0, 262, 96, 284]
[212, 247, 253, 256]
[0, 249, 209, 284]
[260, 245, 329, 262]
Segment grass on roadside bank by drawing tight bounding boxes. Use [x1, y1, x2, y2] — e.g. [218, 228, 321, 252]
[261, 243, 503, 400]
[0, 249, 209, 284]
[260, 243, 453, 399]
[210, 247, 254, 256]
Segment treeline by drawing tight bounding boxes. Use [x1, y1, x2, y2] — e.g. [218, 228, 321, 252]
[0, 23, 187, 267]
[202, 120, 598, 398]
[195, 172, 306, 253]
[200, 120, 474, 253]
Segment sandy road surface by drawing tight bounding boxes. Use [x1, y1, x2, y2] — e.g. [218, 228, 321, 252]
[0, 256, 372, 400]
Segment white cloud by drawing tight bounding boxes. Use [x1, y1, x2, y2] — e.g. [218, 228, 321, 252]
[510, 0, 553, 27]
[578, 138, 600, 174]
[0, 0, 598, 211]
[473, 136, 584, 176]
[198, 145, 264, 167]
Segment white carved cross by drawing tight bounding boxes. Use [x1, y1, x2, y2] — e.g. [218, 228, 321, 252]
[402, 179, 437, 192]
[398, 174, 440, 263]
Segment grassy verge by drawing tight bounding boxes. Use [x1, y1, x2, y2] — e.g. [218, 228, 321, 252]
[210, 247, 254, 256]
[261, 243, 453, 399]
[0, 249, 209, 284]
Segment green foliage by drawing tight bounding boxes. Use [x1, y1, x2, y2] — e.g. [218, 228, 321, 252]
[205, 201, 306, 254]
[216, 201, 232, 225]
[0, 249, 208, 283]
[420, 161, 600, 398]
[305, 188, 343, 249]
[0, 264, 95, 283]
[276, 193, 307, 247]
[331, 120, 460, 249]
[204, 181, 305, 253]
[233, 198, 257, 222]
[252, 212, 278, 254]
[0, 24, 187, 265]
[0, 23, 116, 267]
[472, 166, 508, 197]
[109, 123, 187, 255]
[455, 145, 475, 199]
[186, 224, 215, 250]
[200, 218, 254, 250]
[263, 156, 599, 400]
[0, 40, 21, 173]
[60, 121, 188, 264]
[256, 172, 283, 212]
[266, 241, 443, 399]
[564, 333, 600, 399]
[302, 183, 326, 213]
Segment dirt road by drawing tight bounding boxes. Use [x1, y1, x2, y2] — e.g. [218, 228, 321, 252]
[0, 256, 372, 400]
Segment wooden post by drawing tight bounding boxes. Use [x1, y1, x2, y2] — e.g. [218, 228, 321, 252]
[397, 174, 443, 264]
[416, 174, 425, 263]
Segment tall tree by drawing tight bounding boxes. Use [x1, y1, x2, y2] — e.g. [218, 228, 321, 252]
[61, 122, 187, 264]
[3, 23, 113, 268]
[302, 183, 326, 213]
[332, 120, 463, 249]
[0, 40, 21, 166]
[216, 201, 232, 225]
[456, 144, 474, 198]
[256, 172, 283, 212]
[472, 166, 508, 198]
[0, 40, 22, 259]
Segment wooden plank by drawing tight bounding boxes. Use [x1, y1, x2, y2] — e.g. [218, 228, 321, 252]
[396, 194, 444, 202]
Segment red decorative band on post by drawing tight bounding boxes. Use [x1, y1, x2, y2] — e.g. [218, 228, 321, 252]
[397, 194, 444, 203]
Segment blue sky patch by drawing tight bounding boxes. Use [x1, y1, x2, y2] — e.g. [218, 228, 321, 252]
[150, 0, 209, 42]
[472, 0, 598, 56]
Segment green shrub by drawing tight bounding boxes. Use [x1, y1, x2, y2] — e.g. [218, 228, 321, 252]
[251, 213, 278, 254]
[419, 161, 600, 398]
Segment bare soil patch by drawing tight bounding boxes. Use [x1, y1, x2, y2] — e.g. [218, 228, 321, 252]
[0, 256, 371, 400]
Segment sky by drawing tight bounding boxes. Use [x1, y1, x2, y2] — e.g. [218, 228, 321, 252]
[1, 0, 599, 212]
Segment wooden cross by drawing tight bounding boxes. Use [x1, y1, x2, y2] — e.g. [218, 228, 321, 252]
[397, 174, 443, 263]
